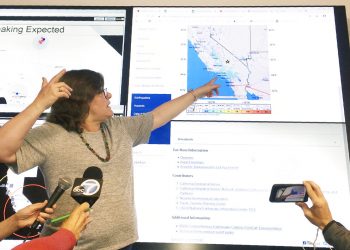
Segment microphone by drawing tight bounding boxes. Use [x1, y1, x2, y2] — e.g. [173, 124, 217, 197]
[71, 166, 103, 207]
[83, 166, 103, 179]
[31, 176, 72, 230]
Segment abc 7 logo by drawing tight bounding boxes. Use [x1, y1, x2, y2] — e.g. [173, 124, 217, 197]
[73, 179, 100, 196]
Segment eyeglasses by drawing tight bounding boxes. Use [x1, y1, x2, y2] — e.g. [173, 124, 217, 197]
[102, 88, 108, 99]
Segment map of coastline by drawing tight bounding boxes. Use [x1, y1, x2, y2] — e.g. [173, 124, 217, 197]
[187, 25, 270, 102]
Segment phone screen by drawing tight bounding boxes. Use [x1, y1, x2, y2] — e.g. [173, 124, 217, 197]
[269, 184, 308, 202]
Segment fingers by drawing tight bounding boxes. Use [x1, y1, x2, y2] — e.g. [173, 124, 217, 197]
[296, 201, 309, 214]
[193, 77, 220, 99]
[61, 202, 91, 240]
[207, 85, 219, 97]
[37, 212, 51, 224]
[75, 208, 90, 227]
[303, 181, 315, 202]
[208, 77, 219, 96]
[41, 69, 67, 93]
[303, 180, 322, 204]
[213, 84, 220, 96]
[41, 77, 48, 88]
[56, 83, 73, 98]
[36, 217, 46, 224]
[28, 200, 48, 212]
[49, 69, 66, 84]
[68, 202, 90, 223]
[38, 211, 53, 220]
[83, 216, 93, 232]
[73, 202, 90, 215]
[296, 201, 313, 219]
[209, 77, 218, 84]
[44, 207, 55, 214]
[37, 200, 55, 223]
[72, 212, 90, 240]
[295, 201, 314, 223]
[306, 181, 325, 199]
[45, 69, 72, 95]
[37, 70, 72, 109]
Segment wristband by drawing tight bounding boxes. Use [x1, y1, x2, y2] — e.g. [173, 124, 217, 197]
[188, 89, 198, 101]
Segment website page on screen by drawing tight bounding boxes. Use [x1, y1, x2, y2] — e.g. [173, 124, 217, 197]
[0, 8, 127, 115]
[134, 121, 350, 248]
[128, 7, 345, 122]
[129, 6, 350, 248]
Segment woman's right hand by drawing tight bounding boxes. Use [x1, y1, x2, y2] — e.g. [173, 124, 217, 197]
[192, 77, 220, 99]
[61, 202, 91, 240]
[33, 69, 72, 111]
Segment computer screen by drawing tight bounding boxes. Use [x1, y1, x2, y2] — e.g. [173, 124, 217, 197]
[0, 5, 350, 250]
[133, 121, 350, 248]
[128, 6, 349, 123]
[128, 6, 350, 249]
[0, 6, 131, 249]
[0, 6, 131, 116]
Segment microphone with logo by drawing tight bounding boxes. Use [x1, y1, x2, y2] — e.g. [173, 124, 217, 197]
[71, 166, 103, 207]
[48, 167, 103, 226]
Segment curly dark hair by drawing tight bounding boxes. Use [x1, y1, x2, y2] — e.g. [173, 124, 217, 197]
[46, 69, 104, 133]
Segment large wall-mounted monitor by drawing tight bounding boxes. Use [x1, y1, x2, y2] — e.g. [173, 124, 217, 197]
[128, 6, 350, 250]
[128, 6, 350, 123]
[1, 5, 350, 250]
[0, 6, 131, 116]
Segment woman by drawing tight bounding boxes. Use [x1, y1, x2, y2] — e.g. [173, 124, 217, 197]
[0, 69, 219, 250]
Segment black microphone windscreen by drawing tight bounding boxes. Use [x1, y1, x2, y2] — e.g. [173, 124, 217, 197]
[83, 166, 103, 179]
[58, 177, 72, 190]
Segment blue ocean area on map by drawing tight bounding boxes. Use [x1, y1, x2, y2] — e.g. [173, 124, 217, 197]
[247, 92, 260, 100]
[187, 40, 262, 101]
[187, 41, 236, 99]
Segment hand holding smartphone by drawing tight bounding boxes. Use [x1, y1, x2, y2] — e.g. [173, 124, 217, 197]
[269, 184, 308, 202]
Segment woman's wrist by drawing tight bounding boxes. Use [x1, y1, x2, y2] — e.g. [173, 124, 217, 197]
[31, 98, 49, 113]
[188, 89, 198, 101]
[319, 218, 334, 231]
[9, 214, 21, 231]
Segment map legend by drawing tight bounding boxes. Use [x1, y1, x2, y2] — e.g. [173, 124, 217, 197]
[187, 103, 271, 114]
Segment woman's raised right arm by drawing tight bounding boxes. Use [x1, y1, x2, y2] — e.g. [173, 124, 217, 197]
[0, 69, 72, 164]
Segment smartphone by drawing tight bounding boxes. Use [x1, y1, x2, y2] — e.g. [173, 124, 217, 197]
[269, 184, 308, 202]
